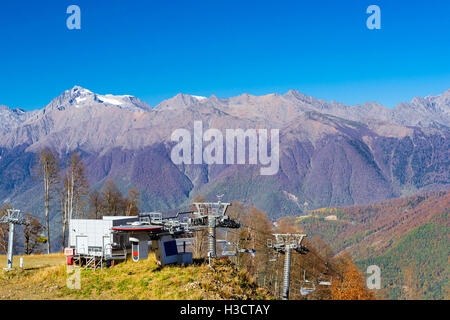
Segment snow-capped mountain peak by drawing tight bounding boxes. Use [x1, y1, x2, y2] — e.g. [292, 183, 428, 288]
[39, 86, 151, 113]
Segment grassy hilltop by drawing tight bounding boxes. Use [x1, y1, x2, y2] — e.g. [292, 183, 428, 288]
[0, 254, 272, 300]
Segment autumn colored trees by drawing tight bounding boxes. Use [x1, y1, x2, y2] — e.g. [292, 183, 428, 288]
[330, 254, 375, 300]
[23, 213, 45, 255]
[89, 179, 141, 218]
[195, 201, 375, 300]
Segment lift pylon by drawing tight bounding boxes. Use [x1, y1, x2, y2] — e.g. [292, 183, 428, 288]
[267, 233, 307, 300]
[190, 198, 240, 267]
[0, 209, 29, 270]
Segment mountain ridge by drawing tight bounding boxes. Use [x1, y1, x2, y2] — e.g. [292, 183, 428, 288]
[0, 86, 448, 236]
[3, 87, 449, 147]
[4, 85, 450, 120]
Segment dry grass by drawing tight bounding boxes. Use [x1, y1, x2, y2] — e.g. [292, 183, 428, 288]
[0, 253, 272, 300]
[0, 254, 65, 269]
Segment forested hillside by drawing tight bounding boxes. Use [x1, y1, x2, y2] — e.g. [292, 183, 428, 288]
[290, 191, 449, 299]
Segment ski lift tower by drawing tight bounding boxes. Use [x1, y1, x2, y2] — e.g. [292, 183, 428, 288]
[191, 196, 240, 267]
[0, 209, 29, 270]
[267, 233, 307, 300]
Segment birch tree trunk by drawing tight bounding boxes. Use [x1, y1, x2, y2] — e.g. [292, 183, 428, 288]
[61, 188, 68, 250]
[38, 148, 59, 255]
[61, 153, 89, 249]
[44, 164, 51, 254]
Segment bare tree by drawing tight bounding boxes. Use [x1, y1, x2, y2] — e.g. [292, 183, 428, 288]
[88, 190, 104, 219]
[37, 148, 59, 254]
[24, 213, 45, 255]
[190, 195, 208, 259]
[101, 179, 126, 216]
[0, 204, 13, 254]
[61, 153, 89, 249]
[125, 187, 141, 216]
[192, 229, 208, 259]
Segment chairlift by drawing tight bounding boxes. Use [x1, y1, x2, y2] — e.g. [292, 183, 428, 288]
[317, 277, 332, 286]
[221, 241, 238, 257]
[299, 244, 309, 252]
[238, 248, 257, 257]
[300, 270, 316, 296]
[268, 251, 278, 262]
[317, 262, 332, 286]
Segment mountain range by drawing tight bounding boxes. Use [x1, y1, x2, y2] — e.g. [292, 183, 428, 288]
[0, 86, 449, 226]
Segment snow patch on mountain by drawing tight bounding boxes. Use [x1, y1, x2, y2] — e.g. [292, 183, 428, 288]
[192, 95, 207, 101]
[97, 95, 124, 106]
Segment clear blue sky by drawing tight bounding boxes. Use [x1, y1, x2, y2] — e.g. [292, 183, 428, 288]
[0, 0, 449, 110]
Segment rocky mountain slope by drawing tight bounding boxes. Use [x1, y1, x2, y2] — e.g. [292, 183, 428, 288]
[0, 105, 37, 134]
[0, 86, 448, 222]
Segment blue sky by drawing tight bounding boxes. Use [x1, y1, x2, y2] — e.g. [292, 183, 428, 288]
[0, 0, 449, 110]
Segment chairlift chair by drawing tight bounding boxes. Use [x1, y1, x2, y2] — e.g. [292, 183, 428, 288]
[299, 244, 309, 252]
[221, 241, 238, 257]
[300, 270, 316, 296]
[317, 273, 332, 286]
[268, 251, 278, 262]
[317, 262, 332, 286]
[238, 248, 257, 257]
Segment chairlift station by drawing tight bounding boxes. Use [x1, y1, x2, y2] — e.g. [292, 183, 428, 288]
[67, 214, 192, 269]
[66, 200, 241, 270]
